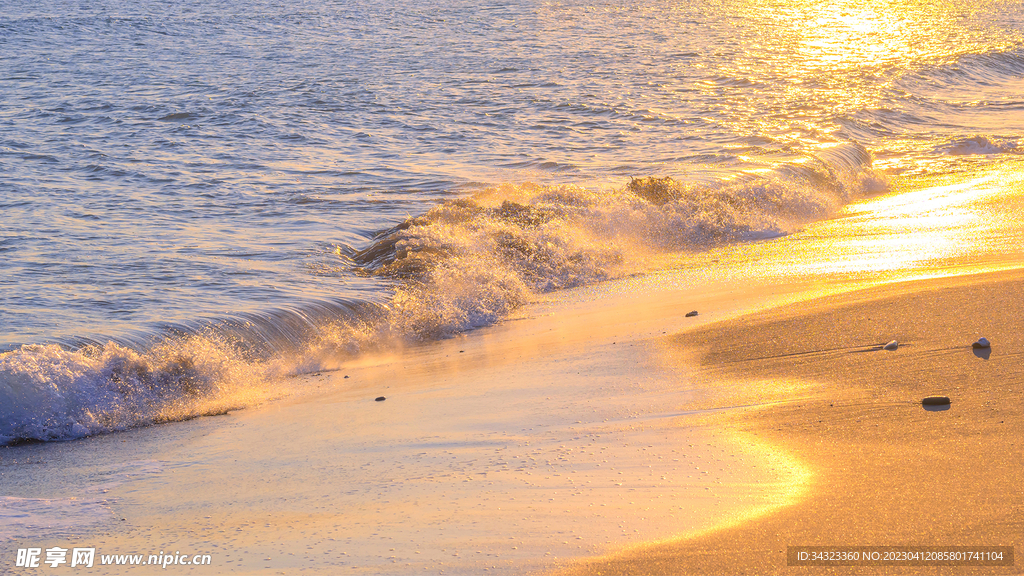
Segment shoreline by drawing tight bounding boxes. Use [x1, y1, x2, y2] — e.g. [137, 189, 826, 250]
[5, 166, 1024, 574]
[2, 266, 861, 575]
[560, 268, 1024, 575]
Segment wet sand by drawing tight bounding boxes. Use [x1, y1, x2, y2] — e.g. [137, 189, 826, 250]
[561, 269, 1024, 575]
[6, 165, 1024, 574]
[5, 270, 834, 575]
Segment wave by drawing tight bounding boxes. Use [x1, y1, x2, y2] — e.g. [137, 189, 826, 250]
[0, 299, 390, 445]
[0, 337, 265, 445]
[839, 46, 1024, 145]
[350, 143, 882, 337]
[909, 47, 1024, 92]
[935, 135, 1020, 156]
[0, 142, 884, 446]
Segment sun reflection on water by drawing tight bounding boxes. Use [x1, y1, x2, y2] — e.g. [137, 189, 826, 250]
[709, 0, 1020, 162]
[772, 162, 1024, 277]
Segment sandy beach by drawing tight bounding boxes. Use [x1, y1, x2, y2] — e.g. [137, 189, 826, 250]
[5, 166, 1024, 574]
[562, 268, 1024, 575]
[6, 2, 1024, 574]
[5, 265, 832, 575]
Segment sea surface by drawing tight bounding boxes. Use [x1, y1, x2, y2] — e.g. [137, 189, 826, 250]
[2, 0, 1023, 444]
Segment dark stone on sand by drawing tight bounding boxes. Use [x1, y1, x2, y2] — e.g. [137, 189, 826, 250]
[344, 375, 350, 379]
[922, 396, 950, 406]
[375, 396, 386, 402]
[972, 337, 991, 349]
[685, 310, 699, 317]
[883, 340, 898, 351]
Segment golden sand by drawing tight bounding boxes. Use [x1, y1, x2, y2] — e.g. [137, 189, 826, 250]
[560, 269, 1024, 575]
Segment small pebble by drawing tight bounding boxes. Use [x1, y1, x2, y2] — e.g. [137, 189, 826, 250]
[972, 337, 991, 349]
[685, 310, 699, 317]
[883, 340, 898, 351]
[375, 396, 386, 402]
[344, 375, 350, 379]
[922, 396, 950, 406]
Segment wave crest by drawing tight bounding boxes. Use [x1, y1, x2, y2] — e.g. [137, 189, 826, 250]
[1, 142, 884, 445]
[354, 143, 882, 338]
[937, 135, 1020, 156]
[0, 336, 269, 445]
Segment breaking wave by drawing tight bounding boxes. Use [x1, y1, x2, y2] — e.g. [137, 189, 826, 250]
[0, 142, 884, 445]
[936, 135, 1021, 156]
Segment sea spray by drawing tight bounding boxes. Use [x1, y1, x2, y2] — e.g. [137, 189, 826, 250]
[0, 143, 884, 445]
[0, 336, 270, 445]
[353, 143, 882, 338]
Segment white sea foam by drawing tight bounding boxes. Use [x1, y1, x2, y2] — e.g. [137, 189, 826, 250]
[0, 338, 273, 446]
[0, 144, 884, 445]
[355, 143, 882, 338]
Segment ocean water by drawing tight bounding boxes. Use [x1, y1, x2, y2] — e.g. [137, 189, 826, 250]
[2, 0, 1023, 444]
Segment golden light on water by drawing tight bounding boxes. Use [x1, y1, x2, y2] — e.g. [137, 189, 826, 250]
[709, 0, 1024, 175]
[766, 0, 1008, 73]
[752, 164, 1024, 278]
[797, 6, 907, 70]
